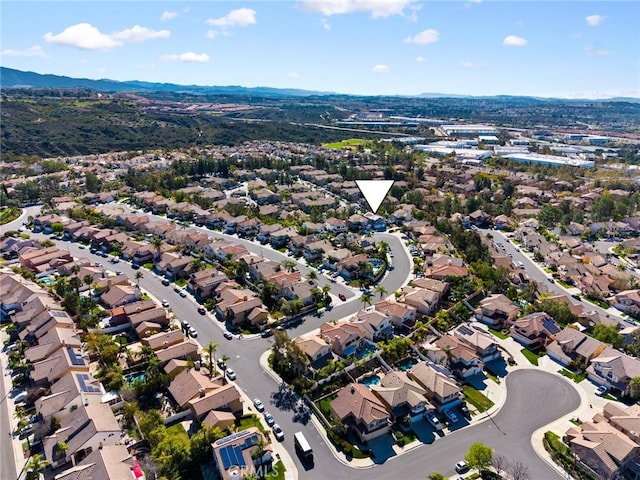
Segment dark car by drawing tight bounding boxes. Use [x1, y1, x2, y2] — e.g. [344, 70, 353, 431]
[223, 331, 233, 340]
[338, 293, 347, 301]
[260, 329, 273, 338]
[132, 263, 140, 270]
[161, 278, 170, 286]
[197, 306, 206, 315]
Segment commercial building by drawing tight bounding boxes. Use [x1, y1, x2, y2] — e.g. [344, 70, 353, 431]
[504, 153, 595, 168]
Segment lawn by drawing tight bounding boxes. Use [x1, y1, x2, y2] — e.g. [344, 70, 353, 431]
[559, 369, 587, 383]
[315, 394, 337, 426]
[322, 138, 366, 149]
[463, 386, 495, 413]
[521, 348, 540, 366]
[236, 414, 266, 433]
[264, 460, 286, 480]
[484, 370, 501, 384]
[488, 328, 510, 340]
[166, 423, 189, 443]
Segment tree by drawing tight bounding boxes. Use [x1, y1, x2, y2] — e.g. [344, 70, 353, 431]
[150, 236, 164, 259]
[492, 453, 509, 477]
[360, 292, 373, 309]
[464, 442, 494, 471]
[135, 270, 144, 287]
[593, 324, 623, 349]
[25, 454, 50, 480]
[282, 259, 297, 273]
[190, 425, 223, 463]
[204, 341, 219, 376]
[427, 473, 447, 480]
[375, 284, 388, 300]
[629, 376, 640, 400]
[308, 269, 318, 280]
[508, 460, 531, 480]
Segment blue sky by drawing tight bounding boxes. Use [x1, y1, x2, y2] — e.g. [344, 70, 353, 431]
[1, 1, 638, 98]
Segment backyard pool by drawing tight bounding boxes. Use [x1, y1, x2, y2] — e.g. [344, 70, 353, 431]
[39, 276, 57, 286]
[396, 357, 418, 372]
[356, 344, 377, 360]
[126, 373, 146, 384]
[360, 374, 381, 387]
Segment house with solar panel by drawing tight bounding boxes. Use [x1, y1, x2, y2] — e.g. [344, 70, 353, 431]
[29, 345, 91, 387]
[212, 427, 273, 480]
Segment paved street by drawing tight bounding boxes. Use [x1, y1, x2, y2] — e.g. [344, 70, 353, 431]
[0, 354, 18, 480]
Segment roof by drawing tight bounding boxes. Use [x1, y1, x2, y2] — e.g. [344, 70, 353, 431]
[142, 329, 185, 350]
[410, 362, 461, 400]
[371, 371, 429, 409]
[189, 383, 243, 419]
[331, 383, 389, 426]
[168, 369, 226, 408]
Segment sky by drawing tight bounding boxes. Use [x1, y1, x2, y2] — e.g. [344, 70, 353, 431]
[1, 1, 639, 99]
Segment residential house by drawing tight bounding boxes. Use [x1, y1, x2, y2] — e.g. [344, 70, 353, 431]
[20, 247, 73, 274]
[336, 254, 372, 281]
[371, 371, 433, 422]
[18, 308, 75, 341]
[43, 402, 120, 468]
[427, 335, 483, 379]
[319, 321, 365, 358]
[155, 251, 192, 280]
[565, 405, 640, 480]
[270, 227, 298, 249]
[109, 300, 155, 325]
[546, 327, 608, 369]
[474, 294, 520, 328]
[451, 324, 502, 362]
[154, 338, 200, 365]
[509, 312, 561, 350]
[409, 361, 462, 411]
[424, 264, 469, 281]
[216, 287, 267, 326]
[30, 346, 90, 387]
[374, 299, 417, 329]
[324, 217, 347, 234]
[35, 371, 105, 426]
[141, 329, 185, 351]
[52, 445, 146, 480]
[211, 428, 272, 480]
[25, 326, 81, 363]
[349, 309, 393, 342]
[188, 269, 229, 301]
[281, 280, 320, 309]
[588, 347, 640, 397]
[101, 284, 141, 309]
[615, 290, 640, 318]
[330, 383, 391, 442]
[294, 334, 332, 368]
[398, 286, 440, 316]
[411, 278, 450, 302]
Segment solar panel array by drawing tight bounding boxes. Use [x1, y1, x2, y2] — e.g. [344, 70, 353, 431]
[217, 433, 259, 470]
[76, 373, 101, 393]
[67, 347, 86, 366]
[51, 310, 67, 317]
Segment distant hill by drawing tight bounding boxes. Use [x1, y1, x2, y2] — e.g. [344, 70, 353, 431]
[1, 67, 638, 103]
[0, 67, 332, 97]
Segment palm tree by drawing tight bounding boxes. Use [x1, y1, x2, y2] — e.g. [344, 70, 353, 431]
[83, 274, 94, 290]
[150, 236, 164, 260]
[25, 454, 50, 480]
[375, 284, 388, 300]
[68, 276, 81, 296]
[205, 341, 219, 376]
[190, 254, 206, 272]
[322, 283, 331, 303]
[134, 270, 144, 287]
[282, 259, 297, 273]
[360, 292, 373, 309]
[377, 240, 389, 255]
[307, 269, 318, 280]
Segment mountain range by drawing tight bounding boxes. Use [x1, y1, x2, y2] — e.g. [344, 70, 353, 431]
[1, 67, 638, 103]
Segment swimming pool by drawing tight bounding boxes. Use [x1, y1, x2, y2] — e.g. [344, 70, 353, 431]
[360, 374, 381, 387]
[126, 373, 146, 384]
[396, 357, 418, 372]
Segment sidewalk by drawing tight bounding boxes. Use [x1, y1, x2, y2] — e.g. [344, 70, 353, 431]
[0, 329, 30, 480]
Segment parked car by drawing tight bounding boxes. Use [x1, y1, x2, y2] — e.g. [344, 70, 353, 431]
[260, 329, 273, 338]
[253, 398, 265, 412]
[272, 423, 285, 441]
[181, 320, 190, 330]
[223, 331, 233, 340]
[13, 391, 28, 404]
[426, 412, 442, 430]
[217, 358, 227, 370]
[548, 277, 555, 283]
[197, 306, 206, 315]
[338, 293, 347, 301]
[455, 460, 469, 473]
[162, 299, 170, 308]
[571, 294, 582, 301]
[264, 412, 275, 426]
[226, 368, 236, 380]
[174, 285, 181, 293]
[131, 263, 140, 270]
[595, 385, 608, 396]
[444, 409, 459, 423]
[188, 327, 198, 338]
[161, 278, 170, 286]
[178, 289, 187, 298]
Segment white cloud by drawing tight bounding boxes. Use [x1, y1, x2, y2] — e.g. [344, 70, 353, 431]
[586, 46, 614, 57]
[206, 8, 257, 28]
[460, 61, 487, 68]
[160, 52, 210, 63]
[161, 11, 178, 21]
[404, 28, 439, 45]
[300, 0, 416, 19]
[586, 14, 606, 27]
[321, 18, 331, 30]
[0, 45, 47, 57]
[288, 72, 300, 78]
[415, 56, 426, 63]
[111, 25, 170, 43]
[372, 64, 389, 73]
[44, 23, 170, 50]
[503, 35, 527, 47]
[44, 23, 122, 50]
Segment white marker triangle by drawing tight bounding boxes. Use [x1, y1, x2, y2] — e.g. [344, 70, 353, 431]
[355, 180, 394, 214]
